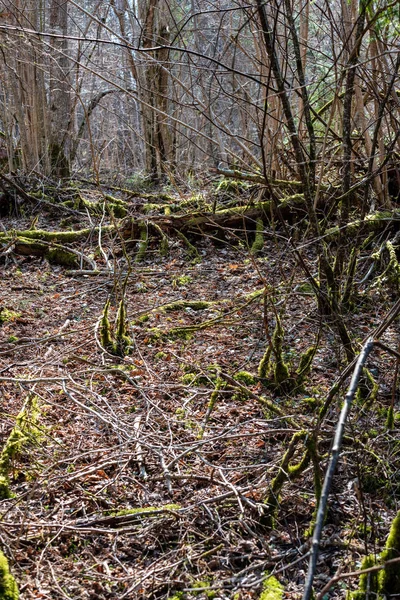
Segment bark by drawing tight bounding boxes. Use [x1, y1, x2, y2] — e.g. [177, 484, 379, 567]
[49, 0, 72, 178]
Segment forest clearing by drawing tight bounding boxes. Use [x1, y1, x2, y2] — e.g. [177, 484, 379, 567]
[0, 0, 400, 598]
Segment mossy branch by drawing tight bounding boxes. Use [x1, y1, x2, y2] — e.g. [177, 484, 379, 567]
[0, 394, 42, 500]
[263, 430, 308, 527]
[100, 298, 132, 357]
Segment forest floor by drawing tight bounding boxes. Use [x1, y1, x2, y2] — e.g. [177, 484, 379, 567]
[0, 185, 399, 600]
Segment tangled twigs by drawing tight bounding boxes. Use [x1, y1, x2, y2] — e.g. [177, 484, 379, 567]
[303, 294, 400, 600]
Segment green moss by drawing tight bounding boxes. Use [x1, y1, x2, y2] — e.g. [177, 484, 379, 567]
[136, 225, 149, 262]
[191, 580, 217, 598]
[45, 247, 78, 267]
[104, 195, 128, 218]
[155, 352, 167, 360]
[100, 299, 115, 353]
[7, 336, 18, 343]
[386, 406, 395, 430]
[114, 299, 131, 356]
[263, 431, 307, 526]
[0, 551, 19, 600]
[175, 230, 200, 262]
[234, 371, 257, 385]
[162, 300, 209, 312]
[167, 328, 194, 341]
[110, 504, 181, 517]
[160, 235, 169, 256]
[174, 275, 192, 286]
[138, 314, 150, 323]
[272, 317, 290, 386]
[352, 511, 400, 597]
[251, 218, 264, 254]
[258, 345, 272, 379]
[147, 328, 164, 340]
[380, 510, 400, 593]
[0, 395, 42, 499]
[296, 346, 316, 384]
[301, 397, 320, 411]
[100, 299, 131, 357]
[259, 574, 284, 600]
[351, 555, 379, 600]
[356, 368, 378, 403]
[0, 309, 20, 325]
[181, 372, 210, 385]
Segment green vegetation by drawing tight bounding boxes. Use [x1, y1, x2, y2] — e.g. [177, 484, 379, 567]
[0, 395, 42, 499]
[0, 552, 18, 600]
[0, 309, 20, 325]
[352, 510, 400, 598]
[100, 298, 132, 357]
[259, 574, 284, 600]
[108, 504, 181, 517]
[251, 218, 264, 254]
[233, 371, 257, 385]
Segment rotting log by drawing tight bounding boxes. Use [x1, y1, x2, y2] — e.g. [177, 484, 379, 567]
[3, 201, 398, 267]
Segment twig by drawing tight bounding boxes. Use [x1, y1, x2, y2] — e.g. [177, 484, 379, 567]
[303, 337, 375, 600]
[316, 556, 400, 599]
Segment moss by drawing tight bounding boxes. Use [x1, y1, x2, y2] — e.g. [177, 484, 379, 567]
[258, 345, 272, 379]
[147, 328, 164, 340]
[104, 195, 128, 218]
[259, 574, 284, 600]
[386, 405, 395, 430]
[100, 299, 115, 353]
[352, 511, 400, 597]
[175, 230, 200, 262]
[0, 395, 42, 499]
[7, 336, 18, 343]
[181, 372, 211, 386]
[0, 476, 10, 500]
[0, 309, 20, 325]
[115, 299, 131, 356]
[155, 351, 167, 360]
[138, 314, 150, 323]
[136, 224, 148, 262]
[263, 431, 307, 526]
[162, 300, 209, 312]
[272, 317, 290, 386]
[167, 328, 194, 341]
[301, 397, 320, 411]
[296, 346, 316, 384]
[234, 371, 257, 385]
[0, 551, 19, 600]
[160, 235, 169, 256]
[0, 227, 112, 243]
[100, 299, 131, 357]
[175, 275, 192, 286]
[45, 247, 79, 267]
[251, 218, 264, 254]
[379, 510, 400, 593]
[356, 368, 378, 403]
[109, 504, 181, 517]
[351, 554, 379, 600]
[191, 580, 217, 598]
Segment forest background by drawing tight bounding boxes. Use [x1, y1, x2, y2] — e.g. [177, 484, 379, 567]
[0, 0, 400, 598]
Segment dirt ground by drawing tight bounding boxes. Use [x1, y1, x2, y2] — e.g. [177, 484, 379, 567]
[0, 201, 399, 599]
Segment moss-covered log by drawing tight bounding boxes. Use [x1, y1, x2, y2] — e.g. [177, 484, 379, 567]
[324, 211, 400, 241]
[0, 236, 94, 268]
